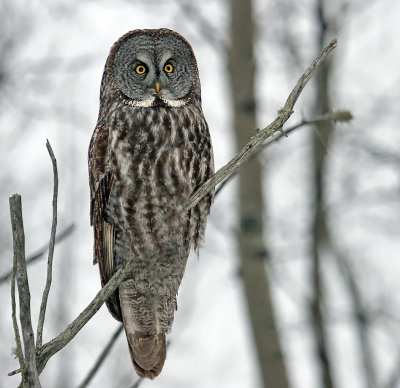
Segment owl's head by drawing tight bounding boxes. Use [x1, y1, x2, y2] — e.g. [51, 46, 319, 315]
[105, 28, 201, 108]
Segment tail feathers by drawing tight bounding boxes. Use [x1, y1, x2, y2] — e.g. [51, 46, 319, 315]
[126, 331, 166, 379]
[119, 281, 166, 379]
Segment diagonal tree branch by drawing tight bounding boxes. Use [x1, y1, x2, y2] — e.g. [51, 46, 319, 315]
[9, 194, 42, 388]
[36, 140, 58, 348]
[186, 38, 337, 210]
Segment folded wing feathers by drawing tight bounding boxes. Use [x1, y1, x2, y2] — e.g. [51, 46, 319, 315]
[102, 221, 115, 277]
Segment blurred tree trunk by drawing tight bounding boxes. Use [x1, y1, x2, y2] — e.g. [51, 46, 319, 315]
[311, 2, 378, 388]
[228, 1, 288, 387]
[310, 0, 334, 387]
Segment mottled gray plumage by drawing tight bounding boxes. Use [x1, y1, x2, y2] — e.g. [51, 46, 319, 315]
[88, 28, 214, 379]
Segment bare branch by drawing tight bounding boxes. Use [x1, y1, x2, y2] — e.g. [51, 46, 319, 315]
[77, 325, 123, 388]
[186, 38, 337, 210]
[10, 249, 25, 376]
[0, 224, 75, 285]
[8, 367, 22, 377]
[36, 140, 58, 348]
[9, 194, 42, 387]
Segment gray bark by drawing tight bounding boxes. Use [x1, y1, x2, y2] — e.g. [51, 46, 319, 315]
[9, 194, 42, 388]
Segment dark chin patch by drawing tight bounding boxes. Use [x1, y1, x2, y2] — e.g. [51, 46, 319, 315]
[152, 96, 168, 107]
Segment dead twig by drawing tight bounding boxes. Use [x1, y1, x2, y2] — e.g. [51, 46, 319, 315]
[36, 140, 58, 348]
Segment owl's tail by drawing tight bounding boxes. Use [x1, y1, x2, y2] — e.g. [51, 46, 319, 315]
[119, 281, 167, 379]
[126, 331, 166, 379]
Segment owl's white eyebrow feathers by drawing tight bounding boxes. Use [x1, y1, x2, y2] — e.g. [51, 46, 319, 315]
[161, 97, 187, 107]
[125, 96, 155, 107]
[122, 94, 188, 108]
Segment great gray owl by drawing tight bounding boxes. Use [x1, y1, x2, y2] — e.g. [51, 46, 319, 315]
[88, 28, 214, 379]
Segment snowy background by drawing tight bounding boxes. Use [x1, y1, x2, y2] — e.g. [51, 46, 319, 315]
[1, 1, 399, 387]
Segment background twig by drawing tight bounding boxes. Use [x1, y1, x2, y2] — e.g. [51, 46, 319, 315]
[215, 110, 352, 196]
[129, 377, 143, 388]
[0, 224, 75, 285]
[77, 325, 123, 388]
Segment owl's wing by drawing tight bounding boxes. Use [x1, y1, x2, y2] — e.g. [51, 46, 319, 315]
[89, 124, 121, 321]
[191, 119, 215, 249]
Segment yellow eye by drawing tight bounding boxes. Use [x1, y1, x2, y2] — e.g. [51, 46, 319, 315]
[135, 65, 147, 74]
[164, 63, 174, 73]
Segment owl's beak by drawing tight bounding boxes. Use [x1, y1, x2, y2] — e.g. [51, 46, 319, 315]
[155, 81, 161, 93]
